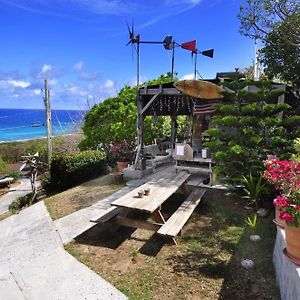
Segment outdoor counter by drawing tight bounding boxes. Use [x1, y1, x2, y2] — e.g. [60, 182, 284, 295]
[273, 227, 300, 300]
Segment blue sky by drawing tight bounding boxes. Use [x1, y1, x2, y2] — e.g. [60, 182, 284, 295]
[0, 0, 254, 109]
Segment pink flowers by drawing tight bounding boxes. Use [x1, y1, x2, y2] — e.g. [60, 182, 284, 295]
[264, 159, 300, 193]
[279, 212, 295, 223]
[273, 195, 291, 208]
[264, 158, 300, 227]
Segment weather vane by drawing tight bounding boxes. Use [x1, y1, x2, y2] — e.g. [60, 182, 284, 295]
[126, 22, 214, 83]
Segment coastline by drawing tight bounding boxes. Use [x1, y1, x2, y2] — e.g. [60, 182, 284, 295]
[0, 132, 82, 144]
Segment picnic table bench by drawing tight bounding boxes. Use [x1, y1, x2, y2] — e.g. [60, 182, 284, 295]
[0, 177, 14, 188]
[91, 171, 206, 244]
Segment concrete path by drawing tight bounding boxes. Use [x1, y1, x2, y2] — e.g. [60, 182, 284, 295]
[0, 202, 126, 300]
[0, 178, 32, 215]
[54, 186, 134, 244]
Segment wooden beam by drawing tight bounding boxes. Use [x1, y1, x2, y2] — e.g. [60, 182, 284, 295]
[139, 87, 180, 95]
[141, 92, 162, 115]
[112, 216, 162, 231]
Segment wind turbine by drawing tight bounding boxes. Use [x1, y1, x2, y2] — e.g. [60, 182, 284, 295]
[126, 22, 174, 85]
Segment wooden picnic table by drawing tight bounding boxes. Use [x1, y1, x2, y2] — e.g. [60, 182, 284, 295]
[91, 170, 206, 244]
[109, 172, 190, 241]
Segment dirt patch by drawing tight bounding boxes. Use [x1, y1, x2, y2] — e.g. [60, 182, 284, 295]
[66, 189, 280, 300]
[44, 174, 123, 220]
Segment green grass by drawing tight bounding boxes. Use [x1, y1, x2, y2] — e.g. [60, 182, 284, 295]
[66, 190, 280, 300]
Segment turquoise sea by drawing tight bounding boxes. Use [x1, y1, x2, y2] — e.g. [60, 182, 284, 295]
[0, 108, 85, 142]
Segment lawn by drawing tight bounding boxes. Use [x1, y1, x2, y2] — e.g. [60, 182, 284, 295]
[66, 189, 280, 300]
[44, 174, 123, 220]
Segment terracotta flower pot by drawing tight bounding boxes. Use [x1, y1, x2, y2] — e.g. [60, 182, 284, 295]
[111, 172, 123, 184]
[284, 224, 300, 262]
[117, 161, 129, 171]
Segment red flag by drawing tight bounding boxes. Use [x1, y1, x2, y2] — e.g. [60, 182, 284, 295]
[181, 40, 196, 52]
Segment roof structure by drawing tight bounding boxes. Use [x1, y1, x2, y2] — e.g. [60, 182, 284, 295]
[138, 81, 222, 117]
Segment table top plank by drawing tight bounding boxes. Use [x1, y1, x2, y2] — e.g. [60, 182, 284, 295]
[111, 173, 176, 209]
[111, 171, 190, 213]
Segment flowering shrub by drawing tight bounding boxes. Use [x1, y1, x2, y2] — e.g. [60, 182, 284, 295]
[264, 158, 300, 227]
[109, 140, 135, 162]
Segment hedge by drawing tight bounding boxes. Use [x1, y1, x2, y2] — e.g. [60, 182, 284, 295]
[45, 150, 107, 192]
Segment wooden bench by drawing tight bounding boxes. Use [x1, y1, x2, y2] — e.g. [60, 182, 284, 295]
[0, 177, 14, 188]
[144, 144, 173, 171]
[90, 207, 122, 224]
[157, 188, 206, 238]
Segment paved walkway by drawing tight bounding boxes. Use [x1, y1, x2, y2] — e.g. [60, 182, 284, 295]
[54, 186, 134, 244]
[0, 178, 32, 215]
[0, 202, 126, 300]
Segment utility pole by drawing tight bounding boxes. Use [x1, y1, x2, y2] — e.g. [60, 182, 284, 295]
[44, 79, 52, 168]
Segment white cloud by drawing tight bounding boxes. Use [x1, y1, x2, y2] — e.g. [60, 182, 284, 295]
[79, 71, 100, 81]
[74, 61, 84, 71]
[182, 73, 194, 80]
[33, 89, 41, 95]
[6, 79, 31, 88]
[42, 64, 52, 73]
[103, 79, 114, 89]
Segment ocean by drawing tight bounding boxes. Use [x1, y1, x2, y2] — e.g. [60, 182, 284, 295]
[0, 108, 85, 142]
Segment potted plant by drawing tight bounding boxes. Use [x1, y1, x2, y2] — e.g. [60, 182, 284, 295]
[109, 141, 134, 171]
[264, 158, 300, 263]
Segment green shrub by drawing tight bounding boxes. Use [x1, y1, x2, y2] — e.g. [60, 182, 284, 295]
[9, 194, 32, 213]
[46, 150, 107, 192]
[0, 156, 6, 173]
[7, 170, 20, 180]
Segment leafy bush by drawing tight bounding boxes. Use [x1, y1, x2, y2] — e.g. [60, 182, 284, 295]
[0, 156, 6, 173]
[9, 194, 32, 213]
[7, 170, 20, 181]
[45, 150, 107, 192]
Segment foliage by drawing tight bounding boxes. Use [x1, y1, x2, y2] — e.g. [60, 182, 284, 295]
[239, 0, 300, 45]
[204, 80, 297, 184]
[239, 0, 300, 87]
[259, 24, 300, 88]
[295, 138, 300, 155]
[0, 156, 6, 173]
[242, 174, 265, 210]
[108, 140, 135, 162]
[245, 214, 257, 229]
[264, 158, 300, 227]
[79, 73, 178, 151]
[44, 150, 107, 193]
[0, 135, 82, 164]
[7, 170, 20, 181]
[9, 194, 33, 214]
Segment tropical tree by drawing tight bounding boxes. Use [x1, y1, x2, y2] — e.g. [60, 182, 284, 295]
[204, 80, 300, 184]
[238, 0, 300, 87]
[239, 0, 300, 46]
[79, 73, 181, 150]
[259, 24, 300, 87]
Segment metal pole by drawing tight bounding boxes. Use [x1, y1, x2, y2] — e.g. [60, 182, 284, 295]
[171, 42, 175, 79]
[44, 79, 52, 168]
[194, 52, 197, 80]
[135, 40, 143, 168]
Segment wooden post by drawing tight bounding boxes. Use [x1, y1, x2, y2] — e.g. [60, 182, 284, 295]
[192, 115, 202, 151]
[171, 115, 177, 148]
[44, 79, 52, 169]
